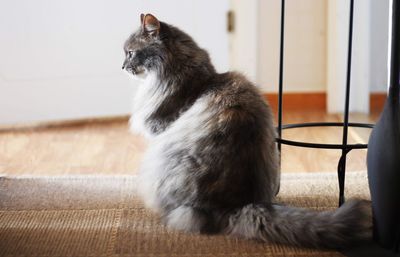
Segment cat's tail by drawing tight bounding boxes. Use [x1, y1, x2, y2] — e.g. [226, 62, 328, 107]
[222, 199, 372, 249]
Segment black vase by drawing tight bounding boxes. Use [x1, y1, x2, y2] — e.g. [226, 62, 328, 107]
[367, 0, 400, 253]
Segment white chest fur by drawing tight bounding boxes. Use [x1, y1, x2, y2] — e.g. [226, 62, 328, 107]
[129, 72, 163, 139]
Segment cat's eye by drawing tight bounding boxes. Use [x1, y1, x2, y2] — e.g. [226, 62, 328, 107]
[128, 51, 134, 58]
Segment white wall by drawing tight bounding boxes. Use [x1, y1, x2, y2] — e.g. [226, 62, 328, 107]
[229, 0, 259, 82]
[231, 0, 389, 106]
[0, 0, 229, 124]
[257, 0, 327, 93]
[370, 0, 389, 93]
[327, 0, 389, 113]
[230, 0, 327, 92]
[327, 0, 371, 113]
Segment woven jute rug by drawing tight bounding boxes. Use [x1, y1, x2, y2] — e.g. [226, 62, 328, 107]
[0, 171, 370, 257]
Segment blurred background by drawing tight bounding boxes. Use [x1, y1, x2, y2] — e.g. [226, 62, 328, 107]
[0, 0, 390, 125]
[0, 0, 394, 176]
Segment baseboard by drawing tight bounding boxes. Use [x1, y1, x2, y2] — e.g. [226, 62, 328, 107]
[0, 115, 130, 132]
[370, 93, 387, 114]
[263, 92, 327, 112]
[0, 93, 386, 131]
[264, 92, 387, 113]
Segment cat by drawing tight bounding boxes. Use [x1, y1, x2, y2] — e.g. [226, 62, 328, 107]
[122, 13, 372, 249]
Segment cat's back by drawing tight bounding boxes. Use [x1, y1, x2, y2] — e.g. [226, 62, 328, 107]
[159, 71, 275, 146]
[206, 72, 274, 127]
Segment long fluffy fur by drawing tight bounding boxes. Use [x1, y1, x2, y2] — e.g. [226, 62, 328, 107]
[225, 200, 372, 249]
[123, 13, 372, 249]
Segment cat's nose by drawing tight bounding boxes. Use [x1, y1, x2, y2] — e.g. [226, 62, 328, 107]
[122, 59, 129, 70]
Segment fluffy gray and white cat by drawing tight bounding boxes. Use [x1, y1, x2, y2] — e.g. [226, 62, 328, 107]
[122, 13, 372, 249]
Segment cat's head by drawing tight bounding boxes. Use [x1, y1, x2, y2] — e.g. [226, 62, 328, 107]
[122, 14, 164, 77]
[122, 13, 214, 79]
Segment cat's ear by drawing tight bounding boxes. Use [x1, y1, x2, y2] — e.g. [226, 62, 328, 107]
[142, 13, 160, 37]
[140, 13, 145, 23]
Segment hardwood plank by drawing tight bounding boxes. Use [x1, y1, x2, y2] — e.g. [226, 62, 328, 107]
[0, 111, 378, 176]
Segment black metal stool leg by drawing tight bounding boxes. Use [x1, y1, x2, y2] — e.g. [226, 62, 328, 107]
[338, 155, 346, 206]
[275, 0, 285, 197]
[339, 0, 354, 206]
[338, 149, 351, 206]
[277, 0, 285, 155]
[274, 0, 373, 208]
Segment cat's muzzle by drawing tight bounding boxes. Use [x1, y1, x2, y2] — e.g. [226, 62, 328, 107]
[124, 65, 145, 75]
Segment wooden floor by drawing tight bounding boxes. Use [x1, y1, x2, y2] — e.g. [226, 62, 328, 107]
[0, 111, 378, 176]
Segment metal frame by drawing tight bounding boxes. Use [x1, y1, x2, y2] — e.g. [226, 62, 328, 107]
[389, 0, 400, 96]
[276, 0, 374, 207]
